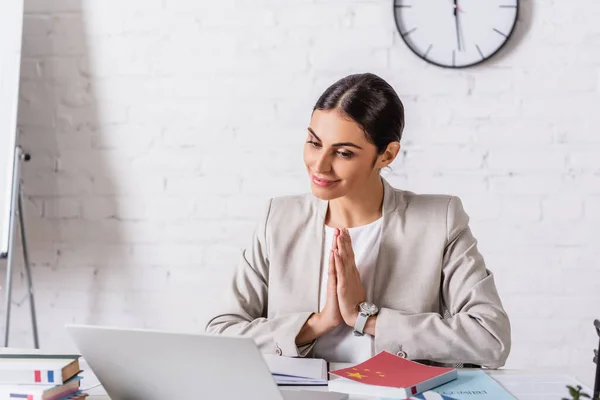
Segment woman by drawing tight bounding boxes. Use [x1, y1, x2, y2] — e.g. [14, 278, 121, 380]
[205, 73, 511, 369]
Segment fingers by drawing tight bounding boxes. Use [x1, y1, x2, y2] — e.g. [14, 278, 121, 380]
[344, 230, 353, 255]
[337, 228, 351, 265]
[336, 235, 344, 262]
[340, 228, 350, 242]
[328, 249, 336, 280]
[334, 249, 344, 287]
[331, 229, 341, 279]
[332, 228, 339, 251]
[328, 229, 338, 274]
[345, 230, 356, 267]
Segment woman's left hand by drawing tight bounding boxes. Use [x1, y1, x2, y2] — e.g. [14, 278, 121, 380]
[334, 228, 367, 327]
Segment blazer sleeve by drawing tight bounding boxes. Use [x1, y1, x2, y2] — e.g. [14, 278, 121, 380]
[204, 198, 315, 357]
[374, 196, 512, 369]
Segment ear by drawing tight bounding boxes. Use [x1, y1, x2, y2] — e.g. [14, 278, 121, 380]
[377, 142, 401, 168]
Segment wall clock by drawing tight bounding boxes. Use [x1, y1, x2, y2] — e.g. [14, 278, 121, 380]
[393, 1, 519, 68]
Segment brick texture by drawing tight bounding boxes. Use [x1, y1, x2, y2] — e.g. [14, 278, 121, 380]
[1, 0, 599, 386]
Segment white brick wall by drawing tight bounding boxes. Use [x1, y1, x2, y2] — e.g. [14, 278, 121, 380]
[2, 0, 599, 386]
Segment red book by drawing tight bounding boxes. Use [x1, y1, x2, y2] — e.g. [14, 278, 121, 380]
[328, 351, 457, 399]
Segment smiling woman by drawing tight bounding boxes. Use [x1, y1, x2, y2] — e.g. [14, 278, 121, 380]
[205, 73, 512, 369]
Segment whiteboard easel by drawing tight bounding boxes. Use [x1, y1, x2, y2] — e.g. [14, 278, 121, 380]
[0, 0, 39, 348]
[1, 146, 38, 348]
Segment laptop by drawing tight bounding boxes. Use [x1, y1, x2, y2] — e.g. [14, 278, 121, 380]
[65, 324, 348, 400]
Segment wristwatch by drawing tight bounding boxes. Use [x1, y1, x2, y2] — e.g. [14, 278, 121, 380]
[353, 301, 379, 336]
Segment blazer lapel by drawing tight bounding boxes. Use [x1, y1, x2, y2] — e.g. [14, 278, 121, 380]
[303, 196, 328, 312]
[372, 178, 404, 306]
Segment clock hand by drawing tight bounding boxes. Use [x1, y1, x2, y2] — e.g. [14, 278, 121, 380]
[453, 0, 462, 51]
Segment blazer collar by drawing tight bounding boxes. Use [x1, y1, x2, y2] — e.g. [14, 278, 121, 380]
[316, 176, 398, 219]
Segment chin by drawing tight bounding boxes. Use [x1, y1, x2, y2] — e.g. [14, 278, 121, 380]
[309, 185, 345, 201]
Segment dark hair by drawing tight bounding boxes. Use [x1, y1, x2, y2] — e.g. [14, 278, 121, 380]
[313, 73, 405, 154]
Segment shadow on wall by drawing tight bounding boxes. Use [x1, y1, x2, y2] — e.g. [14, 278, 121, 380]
[491, 0, 534, 63]
[6, 0, 128, 350]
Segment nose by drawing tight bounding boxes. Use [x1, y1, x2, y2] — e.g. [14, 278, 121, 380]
[314, 152, 332, 174]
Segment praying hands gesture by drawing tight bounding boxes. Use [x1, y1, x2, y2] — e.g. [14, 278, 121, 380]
[296, 228, 369, 345]
[333, 228, 367, 327]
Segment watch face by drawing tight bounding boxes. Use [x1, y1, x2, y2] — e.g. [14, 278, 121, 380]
[360, 302, 378, 315]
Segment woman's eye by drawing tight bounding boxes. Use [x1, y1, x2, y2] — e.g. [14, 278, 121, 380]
[306, 141, 352, 159]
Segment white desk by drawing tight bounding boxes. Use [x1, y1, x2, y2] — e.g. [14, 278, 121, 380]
[82, 362, 595, 400]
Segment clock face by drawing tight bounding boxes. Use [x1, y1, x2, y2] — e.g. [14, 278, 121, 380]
[393, 0, 519, 68]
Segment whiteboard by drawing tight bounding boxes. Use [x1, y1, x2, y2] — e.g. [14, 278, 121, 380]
[0, 0, 25, 257]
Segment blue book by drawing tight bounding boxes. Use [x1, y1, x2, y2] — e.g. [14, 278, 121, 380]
[429, 370, 516, 400]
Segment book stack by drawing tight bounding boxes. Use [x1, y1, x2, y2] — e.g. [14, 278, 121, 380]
[0, 350, 89, 400]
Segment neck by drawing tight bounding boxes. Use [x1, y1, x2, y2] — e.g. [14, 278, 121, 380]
[326, 176, 384, 229]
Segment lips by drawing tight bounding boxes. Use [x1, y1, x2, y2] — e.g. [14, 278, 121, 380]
[312, 175, 340, 187]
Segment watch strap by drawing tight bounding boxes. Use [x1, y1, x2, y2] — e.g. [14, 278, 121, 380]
[353, 312, 368, 336]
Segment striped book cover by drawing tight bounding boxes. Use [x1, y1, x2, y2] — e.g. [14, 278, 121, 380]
[6, 375, 81, 400]
[0, 357, 81, 385]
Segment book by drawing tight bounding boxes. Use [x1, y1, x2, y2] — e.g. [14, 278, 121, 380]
[328, 351, 457, 398]
[0, 376, 82, 400]
[428, 370, 516, 399]
[62, 395, 88, 400]
[262, 354, 328, 386]
[0, 357, 81, 385]
[0, 348, 80, 359]
[57, 391, 88, 400]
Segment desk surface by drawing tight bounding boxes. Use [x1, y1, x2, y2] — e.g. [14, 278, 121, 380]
[83, 362, 595, 400]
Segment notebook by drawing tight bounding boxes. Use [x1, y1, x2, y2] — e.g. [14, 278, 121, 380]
[329, 351, 457, 398]
[429, 370, 516, 399]
[262, 354, 328, 386]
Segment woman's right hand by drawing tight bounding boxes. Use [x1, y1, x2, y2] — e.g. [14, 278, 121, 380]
[317, 228, 344, 330]
[295, 229, 343, 345]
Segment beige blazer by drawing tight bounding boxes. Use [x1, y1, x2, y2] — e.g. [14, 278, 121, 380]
[205, 178, 511, 369]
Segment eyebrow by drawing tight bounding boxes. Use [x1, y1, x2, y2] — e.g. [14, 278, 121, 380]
[307, 128, 363, 150]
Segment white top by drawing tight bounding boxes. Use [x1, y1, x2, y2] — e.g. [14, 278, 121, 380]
[313, 217, 383, 363]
